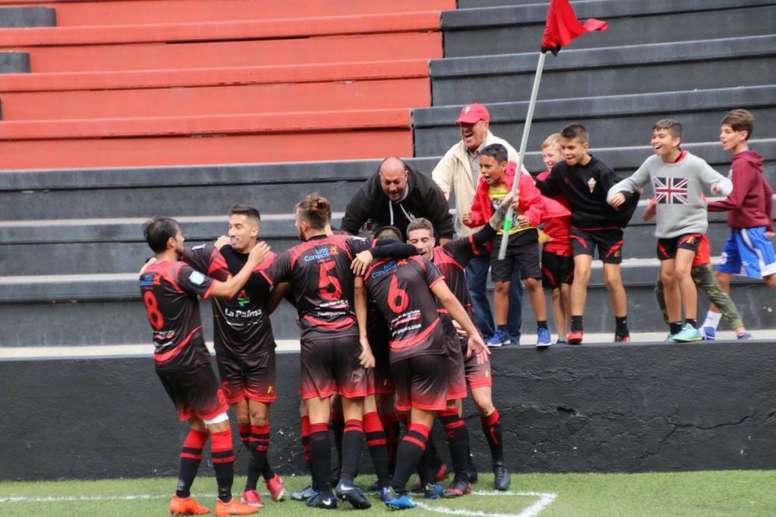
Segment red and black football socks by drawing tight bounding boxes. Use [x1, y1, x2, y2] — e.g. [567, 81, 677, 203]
[440, 408, 471, 483]
[210, 428, 236, 502]
[364, 411, 391, 487]
[391, 423, 430, 494]
[300, 415, 312, 473]
[238, 423, 260, 491]
[250, 424, 270, 484]
[380, 410, 400, 472]
[481, 409, 504, 465]
[176, 428, 208, 498]
[340, 418, 365, 483]
[309, 423, 333, 492]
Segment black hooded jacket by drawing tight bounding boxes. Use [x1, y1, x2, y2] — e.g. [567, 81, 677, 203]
[341, 165, 454, 240]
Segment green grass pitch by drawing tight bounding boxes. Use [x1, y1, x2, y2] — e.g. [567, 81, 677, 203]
[1, 471, 775, 516]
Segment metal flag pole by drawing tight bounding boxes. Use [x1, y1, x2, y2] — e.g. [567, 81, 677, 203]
[497, 50, 547, 260]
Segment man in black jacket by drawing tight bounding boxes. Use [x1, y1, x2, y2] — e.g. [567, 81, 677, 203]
[341, 157, 454, 243]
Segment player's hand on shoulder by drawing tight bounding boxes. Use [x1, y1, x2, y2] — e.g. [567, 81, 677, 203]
[214, 235, 230, 249]
[710, 183, 723, 195]
[351, 250, 374, 276]
[248, 241, 271, 265]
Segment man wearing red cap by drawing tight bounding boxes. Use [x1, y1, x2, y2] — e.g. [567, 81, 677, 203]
[432, 103, 524, 346]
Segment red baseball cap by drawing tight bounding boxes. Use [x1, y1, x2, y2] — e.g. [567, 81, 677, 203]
[456, 103, 490, 124]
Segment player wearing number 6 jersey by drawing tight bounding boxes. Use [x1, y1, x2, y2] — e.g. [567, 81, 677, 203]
[361, 231, 489, 510]
[139, 217, 268, 517]
[261, 193, 374, 510]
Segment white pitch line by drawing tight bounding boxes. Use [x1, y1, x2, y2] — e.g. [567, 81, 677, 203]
[415, 490, 558, 517]
[0, 494, 170, 503]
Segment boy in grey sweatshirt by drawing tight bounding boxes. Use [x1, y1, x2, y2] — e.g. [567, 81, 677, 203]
[607, 119, 732, 342]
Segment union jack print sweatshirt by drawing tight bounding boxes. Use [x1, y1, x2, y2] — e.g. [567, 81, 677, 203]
[607, 151, 732, 239]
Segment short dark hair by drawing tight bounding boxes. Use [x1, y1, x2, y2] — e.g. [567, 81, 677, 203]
[560, 123, 588, 144]
[722, 108, 754, 140]
[229, 204, 261, 223]
[406, 218, 435, 235]
[480, 143, 509, 163]
[374, 226, 403, 242]
[296, 193, 331, 230]
[652, 119, 682, 139]
[143, 217, 180, 253]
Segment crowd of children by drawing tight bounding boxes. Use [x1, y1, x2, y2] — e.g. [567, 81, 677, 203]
[465, 109, 774, 345]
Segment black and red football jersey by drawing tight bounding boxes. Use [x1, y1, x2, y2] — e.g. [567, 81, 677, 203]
[138, 259, 215, 369]
[263, 234, 369, 338]
[183, 243, 278, 356]
[433, 235, 483, 315]
[363, 255, 447, 363]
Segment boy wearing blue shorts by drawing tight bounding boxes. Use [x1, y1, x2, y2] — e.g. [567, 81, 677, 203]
[703, 109, 776, 339]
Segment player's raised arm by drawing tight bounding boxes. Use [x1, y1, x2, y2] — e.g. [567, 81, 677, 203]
[209, 241, 270, 299]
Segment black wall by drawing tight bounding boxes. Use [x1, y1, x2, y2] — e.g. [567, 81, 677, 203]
[2, 342, 775, 480]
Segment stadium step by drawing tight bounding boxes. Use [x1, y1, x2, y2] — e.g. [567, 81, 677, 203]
[0, 11, 443, 47]
[0, 51, 29, 73]
[0, 108, 413, 169]
[0, 6, 55, 28]
[430, 35, 776, 106]
[442, 0, 776, 57]
[9, 32, 442, 73]
[2, 141, 772, 221]
[0, 77, 430, 120]
[413, 85, 776, 157]
[1, 266, 772, 347]
[44, 0, 455, 26]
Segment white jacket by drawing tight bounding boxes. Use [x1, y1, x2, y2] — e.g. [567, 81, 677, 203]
[431, 131, 519, 236]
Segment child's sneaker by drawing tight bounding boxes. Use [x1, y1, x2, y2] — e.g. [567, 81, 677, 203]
[673, 323, 703, 342]
[702, 326, 716, 341]
[566, 330, 584, 345]
[486, 329, 510, 348]
[736, 330, 753, 340]
[240, 489, 264, 508]
[536, 327, 552, 348]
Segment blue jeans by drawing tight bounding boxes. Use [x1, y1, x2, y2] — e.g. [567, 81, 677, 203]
[465, 253, 523, 341]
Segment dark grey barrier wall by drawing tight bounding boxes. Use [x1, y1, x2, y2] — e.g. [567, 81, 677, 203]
[2, 341, 776, 480]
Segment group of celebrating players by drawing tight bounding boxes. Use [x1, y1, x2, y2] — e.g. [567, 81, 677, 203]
[139, 187, 516, 514]
[139, 104, 774, 515]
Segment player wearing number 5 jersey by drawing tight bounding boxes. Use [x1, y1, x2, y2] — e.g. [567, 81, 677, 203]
[139, 217, 268, 517]
[262, 193, 374, 510]
[361, 232, 489, 510]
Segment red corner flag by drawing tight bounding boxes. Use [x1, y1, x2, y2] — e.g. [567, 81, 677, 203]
[541, 0, 608, 54]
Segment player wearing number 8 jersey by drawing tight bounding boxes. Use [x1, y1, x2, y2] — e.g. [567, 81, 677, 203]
[262, 193, 374, 510]
[139, 217, 268, 516]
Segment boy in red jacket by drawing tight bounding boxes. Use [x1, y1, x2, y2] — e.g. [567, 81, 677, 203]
[536, 133, 573, 344]
[703, 109, 775, 339]
[462, 143, 549, 347]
